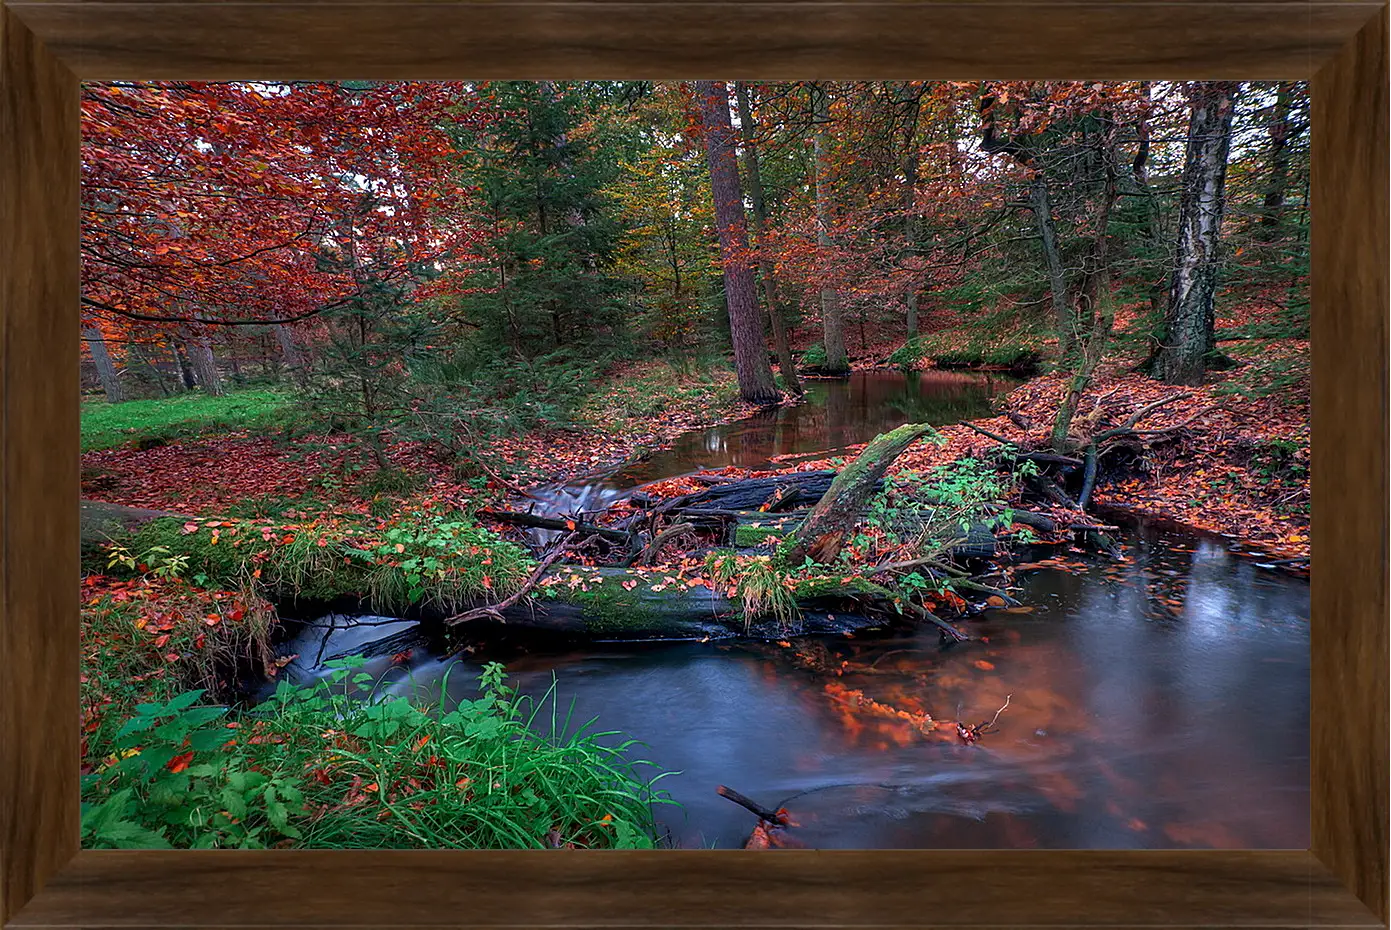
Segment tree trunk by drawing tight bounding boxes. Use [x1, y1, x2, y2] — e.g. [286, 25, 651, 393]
[187, 326, 227, 396]
[173, 340, 197, 390]
[1051, 121, 1121, 453]
[274, 323, 308, 386]
[83, 327, 125, 404]
[784, 423, 936, 565]
[734, 82, 804, 396]
[1132, 82, 1169, 317]
[811, 83, 850, 374]
[1260, 81, 1298, 234]
[1154, 82, 1239, 386]
[899, 83, 923, 342]
[1030, 172, 1072, 359]
[695, 80, 781, 405]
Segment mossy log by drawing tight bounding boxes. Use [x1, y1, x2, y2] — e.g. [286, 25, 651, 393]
[784, 423, 938, 565]
[81, 499, 194, 561]
[485, 565, 911, 640]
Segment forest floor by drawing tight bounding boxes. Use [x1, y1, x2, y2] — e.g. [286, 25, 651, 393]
[81, 360, 760, 516]
[82, 322, 1309, 563]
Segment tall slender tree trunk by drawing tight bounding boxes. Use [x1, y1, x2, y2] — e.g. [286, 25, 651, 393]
[1154, 81, 1239, 386]
[1051, 137, 1120, 453]
[1132, 82, 1169, 317]
[899, 83, 924, 341]
[811, 83, 850, 374]
[83, 327, 125, 403]
[1260, 81, 1298, 234]
[274, 323, 308, 386]
[1030, 172, 1072, 358]
[734, 82, 803, 396]
[187, 323, 226, 396]
[695, 80, 781, 405]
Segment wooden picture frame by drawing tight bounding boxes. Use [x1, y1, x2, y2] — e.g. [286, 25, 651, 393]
[2, 2, 1386, 925]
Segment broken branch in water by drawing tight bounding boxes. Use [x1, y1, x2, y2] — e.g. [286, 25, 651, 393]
[445, 533, 576, 626]
[957, 693, 1013, 744]
[717, 785, 790, 825]
[986, 693, 1013, 730]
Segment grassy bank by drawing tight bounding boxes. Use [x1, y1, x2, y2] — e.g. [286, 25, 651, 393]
[82, 389, 295, 453]
[80, 575, 675, 850]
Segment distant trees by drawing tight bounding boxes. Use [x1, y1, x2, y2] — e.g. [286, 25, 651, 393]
[79, 79, 1303, 413]
[443, 81, 628, 356]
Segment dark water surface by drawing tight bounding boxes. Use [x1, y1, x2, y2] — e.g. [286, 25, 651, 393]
[278, 370, 1310, 849]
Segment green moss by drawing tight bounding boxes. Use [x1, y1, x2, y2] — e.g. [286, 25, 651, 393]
[734, 523, 788, 547]
[561, 584, 679, 635]
[791, 574, 893, 599]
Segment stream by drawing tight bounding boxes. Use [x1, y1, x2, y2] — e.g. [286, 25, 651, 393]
[271, 370, 1310, 849]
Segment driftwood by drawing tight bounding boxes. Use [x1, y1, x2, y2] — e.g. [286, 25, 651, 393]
[625, 522, 696, 567]
[446, 533, 576, 625]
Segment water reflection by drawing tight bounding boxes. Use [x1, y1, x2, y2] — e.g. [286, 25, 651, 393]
[613, 370, 1014, 486]
[277, 522, 1308, 849]
[271, 369, 1307, 849]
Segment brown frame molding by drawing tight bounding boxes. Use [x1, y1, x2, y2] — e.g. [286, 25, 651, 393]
[2, 3, 1386, 926]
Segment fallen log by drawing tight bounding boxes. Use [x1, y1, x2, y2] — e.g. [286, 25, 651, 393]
[658, 471, 843, 513]
[479, 509, 633, 545]
[81, 499, 194, 555]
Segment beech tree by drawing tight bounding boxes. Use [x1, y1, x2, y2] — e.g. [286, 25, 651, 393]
[694, 80, 781, 405]
[734, 82, 803, 396]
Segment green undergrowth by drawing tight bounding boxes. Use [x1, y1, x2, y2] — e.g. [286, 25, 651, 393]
[82, 389, 297, 453]
[119, 510, 535, 616]
[81, 659, 676, 850]
[81, 579, 279, 761]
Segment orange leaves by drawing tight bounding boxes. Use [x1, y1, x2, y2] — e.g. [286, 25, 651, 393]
[166, 751, 195, 773]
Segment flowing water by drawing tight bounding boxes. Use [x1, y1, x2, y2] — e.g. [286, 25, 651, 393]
[274, 370, 1310, 849]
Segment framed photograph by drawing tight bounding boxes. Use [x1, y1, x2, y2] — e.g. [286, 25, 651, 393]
[2, 2, 1386, 926]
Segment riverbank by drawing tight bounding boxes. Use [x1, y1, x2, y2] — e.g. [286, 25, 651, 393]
[78, 355, 1309, 850]
[81, 360, 759, 516]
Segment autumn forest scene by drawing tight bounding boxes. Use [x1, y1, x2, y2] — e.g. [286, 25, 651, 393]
[80, 80, 1311, 850]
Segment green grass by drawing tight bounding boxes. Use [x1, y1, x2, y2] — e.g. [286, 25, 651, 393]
[81, 658, 677, 849]
[82, 389, 296, 452]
